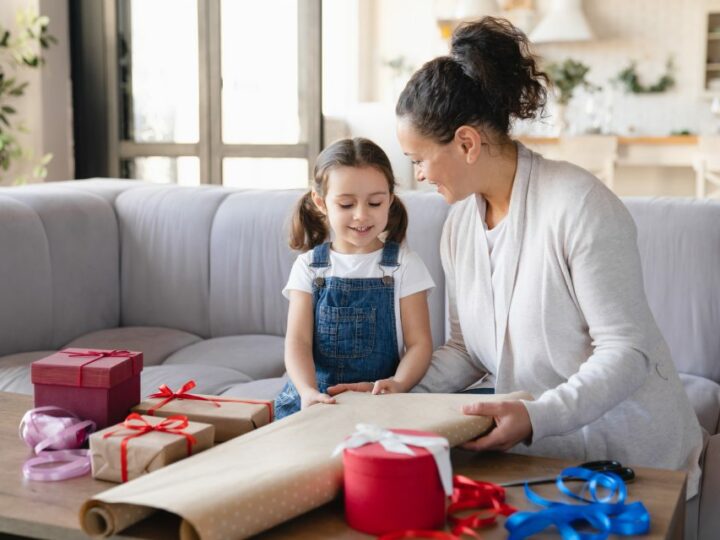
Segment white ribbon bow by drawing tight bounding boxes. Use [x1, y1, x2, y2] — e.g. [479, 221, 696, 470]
[332, 423, 453, 496]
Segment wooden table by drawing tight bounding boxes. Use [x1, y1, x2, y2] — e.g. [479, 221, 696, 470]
[1, 392, 686, 539]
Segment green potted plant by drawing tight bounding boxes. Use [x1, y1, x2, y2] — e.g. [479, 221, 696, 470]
[0, 9, 56, 185]
[546, 58, 598, 134]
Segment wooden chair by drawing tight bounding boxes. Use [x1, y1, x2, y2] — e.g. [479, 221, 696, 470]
[694, 136, 720, 199]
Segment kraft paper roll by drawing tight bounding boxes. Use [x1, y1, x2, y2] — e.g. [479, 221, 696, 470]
[80, 391, 528, 539]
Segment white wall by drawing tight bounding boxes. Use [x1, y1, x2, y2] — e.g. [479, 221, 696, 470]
[0, 0, 72, 185]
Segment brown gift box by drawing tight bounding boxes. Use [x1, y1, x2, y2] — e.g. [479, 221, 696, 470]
[89, 414, 215, 483]
[132, 382, 273, 443]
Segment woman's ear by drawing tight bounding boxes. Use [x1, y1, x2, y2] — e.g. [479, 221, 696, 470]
[311, 190, 327, 215]
[454, 126, 483, 164]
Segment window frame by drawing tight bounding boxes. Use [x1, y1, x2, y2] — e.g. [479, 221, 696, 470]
[81, 0, 321, 185]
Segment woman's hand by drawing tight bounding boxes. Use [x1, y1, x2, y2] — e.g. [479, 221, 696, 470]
[300, 389, 336, 409]
[326, 382, 374, 395]
[460, 400, 533, 451]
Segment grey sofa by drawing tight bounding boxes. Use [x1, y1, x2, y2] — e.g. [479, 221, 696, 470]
[0, 180, 718, 538]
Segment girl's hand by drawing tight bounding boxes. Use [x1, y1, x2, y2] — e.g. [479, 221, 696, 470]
[300, 389, 336, 409]
[460, 400, 533, 451]
[371, 378, 404, 394]
[326, 382, 374, 395]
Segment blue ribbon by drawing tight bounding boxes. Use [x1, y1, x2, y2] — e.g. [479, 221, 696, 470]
[505, 466, 650, 540]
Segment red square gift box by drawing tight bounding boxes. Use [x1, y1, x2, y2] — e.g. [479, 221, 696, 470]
[338, 425, 452, 535]
[31, 348, 143, 429]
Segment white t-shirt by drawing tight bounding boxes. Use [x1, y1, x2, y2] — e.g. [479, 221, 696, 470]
[283, 243, 435, 356]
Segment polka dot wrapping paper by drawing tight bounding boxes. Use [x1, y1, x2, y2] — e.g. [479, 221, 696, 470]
[80, 391, 530, 540]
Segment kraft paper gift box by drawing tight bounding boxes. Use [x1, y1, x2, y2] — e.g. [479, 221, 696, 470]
[89, 413, 215, 483]
[32, 348, 143, 429]
[131, 380, 273, 443]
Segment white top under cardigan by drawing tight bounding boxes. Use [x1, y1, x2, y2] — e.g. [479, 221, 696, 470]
[414, 143, 703, 497]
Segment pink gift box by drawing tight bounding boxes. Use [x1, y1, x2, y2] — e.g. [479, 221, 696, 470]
[31, 348, 143, 429]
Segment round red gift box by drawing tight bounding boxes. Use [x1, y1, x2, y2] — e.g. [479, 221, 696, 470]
[342, 428, 447, 535]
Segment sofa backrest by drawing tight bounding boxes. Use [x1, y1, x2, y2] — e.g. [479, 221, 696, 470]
[0, 186, 120, 356]
[207, 188, 450, 348]
[109, 183, 450, 347]
[624, 197, 720, 383]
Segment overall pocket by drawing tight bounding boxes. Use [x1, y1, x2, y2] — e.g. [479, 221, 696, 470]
[316, 305, 376, 359]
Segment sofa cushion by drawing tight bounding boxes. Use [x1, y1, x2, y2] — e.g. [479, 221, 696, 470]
[140, 365, 253, 399]
[0, 189, 119, 355]
[624, 198, 720, 382]
[64, 326, 202, 366]
[209, 190, 299, 337]
[116, 185, 229, 337]
[0, 351, 56, 394]
[401, 191, 450, 348]
[162, 335, 285, 380]
[680, 373, 720, 435]
[220, 375, 288, 401]
[0, 365, 34, 394]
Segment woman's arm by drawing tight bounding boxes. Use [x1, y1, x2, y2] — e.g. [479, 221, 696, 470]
[285, 290, 335, 407]
[373, 290, 433, 394]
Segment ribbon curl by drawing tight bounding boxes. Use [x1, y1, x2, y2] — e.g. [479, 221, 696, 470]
[505, 466, 650, 540]
[19, 406, 96, 481]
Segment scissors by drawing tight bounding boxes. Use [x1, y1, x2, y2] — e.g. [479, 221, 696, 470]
[499, 460, 635, 487]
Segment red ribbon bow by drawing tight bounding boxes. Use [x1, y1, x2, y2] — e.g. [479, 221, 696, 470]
[378, 475, 517, 539]
[64, 349, 134, 386]
[147, 380, 274, 423]
[103, 413, 197, 482]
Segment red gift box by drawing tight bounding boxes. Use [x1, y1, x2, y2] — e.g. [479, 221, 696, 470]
[31, 348, 143, 429]
[342, 428, 448, 535]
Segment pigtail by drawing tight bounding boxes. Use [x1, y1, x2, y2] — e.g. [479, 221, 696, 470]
[290, 191, 329, 251]
[385, 196, 408, 244]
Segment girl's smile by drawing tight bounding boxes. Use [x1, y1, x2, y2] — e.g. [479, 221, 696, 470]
[312, 165, 392, 254]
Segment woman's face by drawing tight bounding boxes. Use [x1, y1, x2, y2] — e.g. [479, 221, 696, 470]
[396, 117, 473, 204]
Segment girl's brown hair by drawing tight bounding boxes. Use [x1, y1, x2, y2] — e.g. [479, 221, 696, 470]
[396, 16, 548, 143]
[290, 137, 408, 251]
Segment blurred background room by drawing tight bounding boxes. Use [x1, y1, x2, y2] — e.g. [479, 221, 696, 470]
[2, 0, 720, 197]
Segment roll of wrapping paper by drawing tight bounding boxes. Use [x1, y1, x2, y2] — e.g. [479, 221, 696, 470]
[80, 391, 531, 540]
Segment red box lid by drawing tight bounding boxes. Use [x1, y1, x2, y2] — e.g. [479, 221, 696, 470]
[343, 429, 440, 479]
[31, 348, 143, 388]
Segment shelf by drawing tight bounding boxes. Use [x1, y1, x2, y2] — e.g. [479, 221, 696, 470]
[708, 32, 720, 39]
[707, 64, 720, 71]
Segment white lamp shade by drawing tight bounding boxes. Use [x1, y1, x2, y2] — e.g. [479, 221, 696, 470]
[454, 0, 500, 20]
[529, 0, 594, 43]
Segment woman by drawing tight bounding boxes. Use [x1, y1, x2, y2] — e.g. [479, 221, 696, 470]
[394, 17, 702, 496]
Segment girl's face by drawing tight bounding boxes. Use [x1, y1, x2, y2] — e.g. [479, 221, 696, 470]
[312, 165, 392, 254]
[396, 117, 474, 204]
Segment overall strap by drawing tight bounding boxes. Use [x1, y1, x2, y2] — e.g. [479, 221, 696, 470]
[380, 241, 401, 267]
[310, 242, 331, 268]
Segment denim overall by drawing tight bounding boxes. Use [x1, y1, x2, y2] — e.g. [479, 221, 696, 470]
[274, 241, 401, 419]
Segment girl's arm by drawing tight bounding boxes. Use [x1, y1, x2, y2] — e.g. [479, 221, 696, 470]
[285, 290, 335, 407]
[374, 290, 433, 393]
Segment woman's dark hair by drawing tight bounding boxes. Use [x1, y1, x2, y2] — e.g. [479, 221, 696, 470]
[396, 16, 548, 143]
[290, 137, 408, 251]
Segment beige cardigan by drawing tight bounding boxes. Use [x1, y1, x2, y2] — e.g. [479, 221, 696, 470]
[416, 143, 703, 497]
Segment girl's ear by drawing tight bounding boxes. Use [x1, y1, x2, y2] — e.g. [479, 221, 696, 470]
[311, 190, 327, 215]
[454, 125, 483, 164]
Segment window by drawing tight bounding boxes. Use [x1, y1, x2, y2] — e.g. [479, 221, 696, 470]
[73, 0, 321, 187]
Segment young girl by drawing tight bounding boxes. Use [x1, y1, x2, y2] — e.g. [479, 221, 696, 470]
[274, 138, 435, 419]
